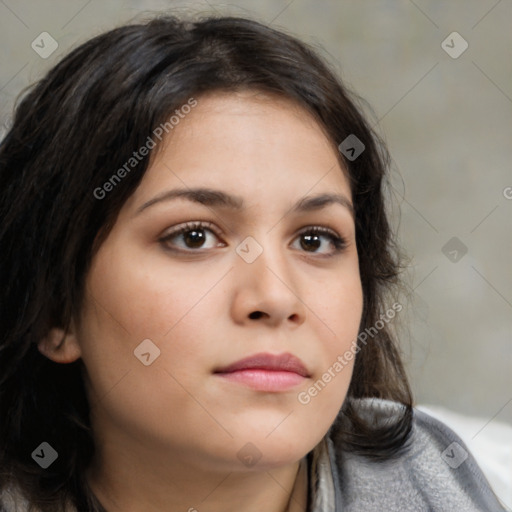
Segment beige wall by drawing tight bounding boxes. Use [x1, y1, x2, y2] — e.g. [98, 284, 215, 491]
[1, 0, 511, 428]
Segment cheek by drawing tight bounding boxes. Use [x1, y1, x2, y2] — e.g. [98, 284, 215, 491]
[82, 237, 232, 344]
[315, 264, 364, 349]
[76, 242, 230, 429]
[309, 268, 363, 396]
[76, 290, 215, 448]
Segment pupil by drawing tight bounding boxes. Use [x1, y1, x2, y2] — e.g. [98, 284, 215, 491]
[301, 234, 320, 251]
[185, 230, 205, 248]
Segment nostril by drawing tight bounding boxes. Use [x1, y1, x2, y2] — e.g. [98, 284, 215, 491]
[249, 311, 264, 319]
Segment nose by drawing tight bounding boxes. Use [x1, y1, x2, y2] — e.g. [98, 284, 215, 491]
[229, 237, 307, 328]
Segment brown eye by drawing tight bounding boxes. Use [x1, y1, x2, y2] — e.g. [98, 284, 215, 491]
[292, 227, 347, 256]
[182, 229, 207, 248]
[300, 233, 322, 252]
[160, 221, 224, 252]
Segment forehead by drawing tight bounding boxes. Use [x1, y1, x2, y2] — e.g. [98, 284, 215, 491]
[166, 89, 340, 156]
[123, 90, 352, 216]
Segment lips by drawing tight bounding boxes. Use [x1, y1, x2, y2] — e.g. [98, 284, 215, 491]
[214, 352, 310, 377]
[213, 352, 310, 392]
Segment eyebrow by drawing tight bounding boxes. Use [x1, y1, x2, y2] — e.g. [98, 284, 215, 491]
[135, 187, 354, 218]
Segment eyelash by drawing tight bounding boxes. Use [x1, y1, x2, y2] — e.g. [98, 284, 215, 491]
[159, 221, 347, 257]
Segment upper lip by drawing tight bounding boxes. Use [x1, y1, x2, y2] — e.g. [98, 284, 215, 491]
[214, 352, 310, 378]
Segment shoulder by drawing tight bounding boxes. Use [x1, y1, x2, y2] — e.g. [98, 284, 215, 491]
[328, 398, 509, 512]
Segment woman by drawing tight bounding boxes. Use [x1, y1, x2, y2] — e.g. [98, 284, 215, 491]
[0, 13, 506, 512]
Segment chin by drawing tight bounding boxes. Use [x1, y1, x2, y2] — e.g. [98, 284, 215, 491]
[233, 429, 323, 470]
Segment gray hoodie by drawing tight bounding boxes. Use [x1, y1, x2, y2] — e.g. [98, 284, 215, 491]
[1, 399, 509, 511]
[308, 399, 509, 511]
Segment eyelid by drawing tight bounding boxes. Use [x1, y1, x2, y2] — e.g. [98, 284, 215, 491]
[159, 221, 348, 256]
[295, 224, 342, 240]
[161, 220, 223, 238]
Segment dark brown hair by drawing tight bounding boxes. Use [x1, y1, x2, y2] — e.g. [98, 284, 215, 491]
[0, 13, 412, 511]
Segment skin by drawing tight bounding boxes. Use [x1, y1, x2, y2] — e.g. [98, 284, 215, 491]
[39, 90, 363, 512]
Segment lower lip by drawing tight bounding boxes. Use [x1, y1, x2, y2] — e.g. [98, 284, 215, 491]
[216, 369, 306, 391]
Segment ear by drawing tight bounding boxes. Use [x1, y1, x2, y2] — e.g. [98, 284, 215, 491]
[38, 326, 82, 364]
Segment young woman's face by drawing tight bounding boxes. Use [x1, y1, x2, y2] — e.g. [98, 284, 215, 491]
[75, 90, 363, 472]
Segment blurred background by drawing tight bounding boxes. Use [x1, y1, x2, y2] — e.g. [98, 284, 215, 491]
[1, 0, 511, 506]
